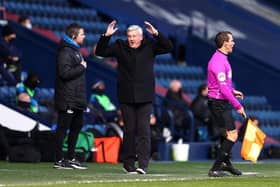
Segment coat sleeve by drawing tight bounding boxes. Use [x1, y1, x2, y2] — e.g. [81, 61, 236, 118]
[57, 49, 85, 81]
[95, 35, 118, 57]
[153, 32, 173, 55]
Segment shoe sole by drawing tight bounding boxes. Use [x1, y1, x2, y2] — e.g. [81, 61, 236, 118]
[122, 168, 137, 174]
[221, 166, 242, 175]
[53, 166, 73, 170]
[136, 168, 146, 175]
[208, 171, 228, 177]
[70, 165, 88, 170]
[208, 174, 226, 177]
[222, 169, 242, 176]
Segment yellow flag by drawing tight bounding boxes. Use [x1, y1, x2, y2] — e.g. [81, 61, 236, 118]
[241, 119, 266, 163]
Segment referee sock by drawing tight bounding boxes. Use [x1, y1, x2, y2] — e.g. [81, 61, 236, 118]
[211, 139, 234, 171]
[211, 151, 227, 171]
[223, 139, 234, 154]
[223, 139, 235, 166]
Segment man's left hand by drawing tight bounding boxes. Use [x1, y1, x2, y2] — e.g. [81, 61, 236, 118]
[233, 90, 244, 99]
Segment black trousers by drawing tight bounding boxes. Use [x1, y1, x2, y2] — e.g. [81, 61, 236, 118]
[208, 98, 235, 139]
[55, 109, 83, 161]
[0, 126, 10, 158]
[0, 64, 17, 86]
[120, 102, 152, 169]
[208, 98, 236, 170]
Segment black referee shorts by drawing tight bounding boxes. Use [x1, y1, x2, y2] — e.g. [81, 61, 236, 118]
[208, 98, 235, 137]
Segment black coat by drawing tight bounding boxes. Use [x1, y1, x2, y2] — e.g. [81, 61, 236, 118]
[164, 89, 190, 126]
[96, 32, 173, 103]
[190, 95, 211, 124]
[54, 39, 87, 111]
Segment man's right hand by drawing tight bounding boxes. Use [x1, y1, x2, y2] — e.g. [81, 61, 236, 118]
[104, 20, 118, 36]
[81, 60, 87, 68]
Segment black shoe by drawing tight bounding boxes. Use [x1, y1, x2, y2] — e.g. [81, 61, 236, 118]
[221, 162, 242, 176]
[208, 170, 228, 177]
[68, 158, 88, 170]
[122, 167, 137, 174]
[53, 159, 73, 169]
[136, 168, 147, 175]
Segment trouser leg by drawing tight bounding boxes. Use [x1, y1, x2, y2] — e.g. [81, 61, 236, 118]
[120, 104, 137, 168]
[67, 109, 84, 160]
[55, 111, 72, 161]
[135, 102, 152, 169]
[0, 127, 10, 157]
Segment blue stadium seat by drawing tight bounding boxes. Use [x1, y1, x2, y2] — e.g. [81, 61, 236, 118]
[0, 86, 17, 106]
[155, 53, 174, 64]
[36, 88, 54, 102]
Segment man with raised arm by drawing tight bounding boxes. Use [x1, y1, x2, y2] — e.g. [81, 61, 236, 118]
[96, 20, 173, 174]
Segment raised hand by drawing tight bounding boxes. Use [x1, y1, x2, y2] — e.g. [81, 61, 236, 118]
[105, 20, 118, 36]
[144, 21, 158, 36]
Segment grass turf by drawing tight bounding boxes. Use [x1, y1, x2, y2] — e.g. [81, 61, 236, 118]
[0, 161, 280, 187]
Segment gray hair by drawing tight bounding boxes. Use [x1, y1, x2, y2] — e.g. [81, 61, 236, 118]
[127, 25, 143, 35]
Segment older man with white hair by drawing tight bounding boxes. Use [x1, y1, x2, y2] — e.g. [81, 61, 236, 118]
[96, 20, 173, 174]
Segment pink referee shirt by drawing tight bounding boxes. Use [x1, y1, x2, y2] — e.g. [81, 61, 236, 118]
[207, 50, 242, 110]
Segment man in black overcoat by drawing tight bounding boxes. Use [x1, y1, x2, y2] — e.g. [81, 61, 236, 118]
[96, 20, 173, 174]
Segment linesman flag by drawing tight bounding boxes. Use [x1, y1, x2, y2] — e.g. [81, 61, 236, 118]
[241, 118, 266, 163]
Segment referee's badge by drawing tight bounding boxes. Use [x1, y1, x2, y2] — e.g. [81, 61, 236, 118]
[217, 72, 226, 82]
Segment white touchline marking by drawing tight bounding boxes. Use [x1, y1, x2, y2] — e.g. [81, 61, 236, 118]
[242, 172, 259, 175]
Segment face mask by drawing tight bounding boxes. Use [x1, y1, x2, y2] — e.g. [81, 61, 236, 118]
[18, 101, 30, 109]
[25, 23, 32, 30]
[93, 88, 104, 95]
[25, 78, 40, 90]
[30, 80, 39, 89]
[8, 37, 15, 43]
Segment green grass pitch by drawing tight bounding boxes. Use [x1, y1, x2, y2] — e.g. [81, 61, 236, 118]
[0, 161, 280, 187]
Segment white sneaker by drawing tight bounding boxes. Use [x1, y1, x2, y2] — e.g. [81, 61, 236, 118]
[68, 158, 88, 170]
[136, 168, 147, 174]
[122, 167, 137, 174]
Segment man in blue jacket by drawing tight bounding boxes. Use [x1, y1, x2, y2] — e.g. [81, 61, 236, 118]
[54, 23, 87, 170]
